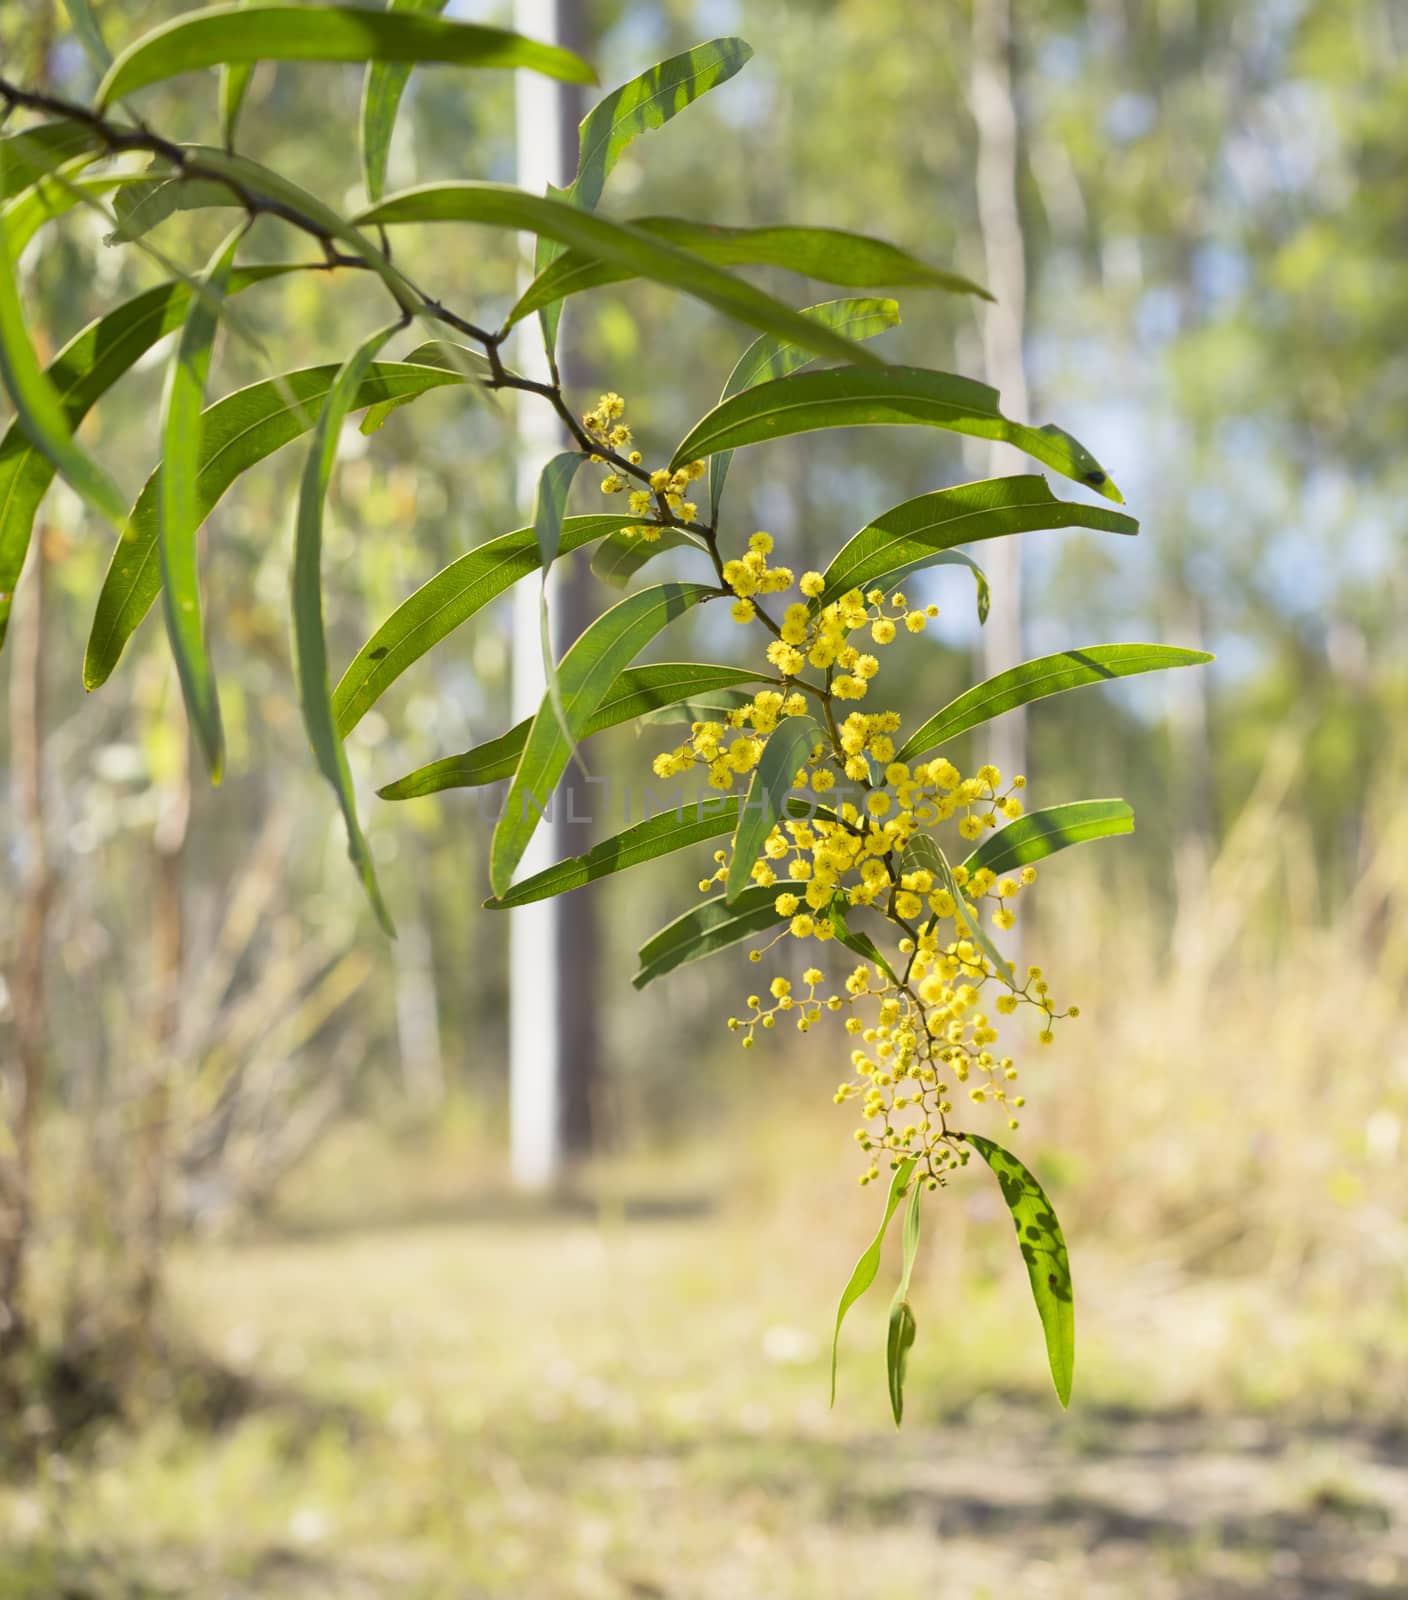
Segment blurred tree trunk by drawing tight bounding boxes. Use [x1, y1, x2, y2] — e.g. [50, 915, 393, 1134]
[970, 0, 1030, 785]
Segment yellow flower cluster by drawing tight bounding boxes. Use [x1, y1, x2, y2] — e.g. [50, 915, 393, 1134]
[581, 393, 705, 539]
[644, 516, 1077, 1188]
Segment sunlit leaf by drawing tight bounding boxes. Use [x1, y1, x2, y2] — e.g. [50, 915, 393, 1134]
[818, 476, 1137, 611]
[361, 0, 451, 202]
[709, 297, 900, 522]
[0, 268, 294, 656]
[632, 885, 789, 991]
[356, 184, 886, 369]
[334, 514, 636, 738]
[291, 321, 399, 936]
[378, 662, 761, 795]
[0, 122, 97, 201]
[672, 367, 1125, 502]
[512, 220, 987, 325]
[84, 357, 464, 688]
[590, 527, 703, 588]
[96, 2, 595, 105]
[158, 226, 244, 782]
[491, 582, 717, 897]
[724, 712, 824, 901]
[958, 800, 1135, 880]
[964, 1134, 1075, 1408]
[898, 644, 1212, 761]
[827, 896, 898, 986]
[831, 1156, 916, 1404]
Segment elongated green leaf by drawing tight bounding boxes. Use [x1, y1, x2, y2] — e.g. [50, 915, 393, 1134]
[886, 1299, 918, 1428]
[219, 4, 255, 148]
[591, 527, 703, 588]
[3, 170, 148, 262]
[725, 713, 823, 901]
[0, 268, 295, 656]
[96, 2, 595, 105]
[533, 451, 586, 743]
[535, 37, 752, 355]
[492, 582, 717, 896]
[903, 834, 1014, 984]
[636, 685, 758, 726]
[359, 339, 493, 432]
[709, 297, 900, 522]
[959, 800, 1134, 881]
[0, 206, 128, 534]
[831, 1156, 916, 1405]
[965, 1134, 1074, 1408]
[158, 227, 244, 782]
[292, 322, 398, 936]
[357, 185, 885, 370]
[886, 1179, 923, 1426]
[361, 0, 450, 202]
[819, 477, 1138, 611]
[828, 897, 898, 985]
[379, 662, 761, 796]
[333, 514, 635, 738]
[513, 219, 987, 326]
[572, 38, 751, 213]
[107, 170, 242, 245]
[898, 644, 1213, 761]
[673, 367, 1125, 502]
[0, 123, 97, 201]
[63, 0, 113, 70]
[84, 358, 463, 688]
[633, 884, 786, 990]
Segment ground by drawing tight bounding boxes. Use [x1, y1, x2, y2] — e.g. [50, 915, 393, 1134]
[1, 1121, 1404, 1598]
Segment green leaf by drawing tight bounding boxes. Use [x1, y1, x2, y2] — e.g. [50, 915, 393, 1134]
[964, 1134, 1074, 1408]
[632, 884, 787, 990]
[571, 38, 752, 214]
[491, 582, 716, 897]
[291, 321, 399, 937]
[218, 1, 256, 147]
[886, 1299, 918, 1428]
[379, 662, 761, 797]
[590, 527, 703, 589]
[361, 0, 451, 202]
[96, 2, 595, 105]
[84, 357, 463, 689]
[886, 1179, 923, 1427]
[725, 713, 824, 901]
[3, 171, 148, 263]
[0, 205, 128, 535]
[359, 339, 493, 432]
[709, 296, 900, 523]
[897, 644, 1213, 762]
[158, 226, 245, 782]
[831, 1156, 916, 1404]
[0, 269, 295, 656]
[532, 451, 586, 745]
[959, 800, 1135, 880]
[512, 220, 987, 326]
[356, 185, 886, 370]
[827, 897, 898, 986]
[672, 367, 1126, 502]
[106, 170, 243, 245]
[902, 834, 1014, 985]
[0, 123, 97, 201]
[62, 0, 113, 70]
[489, 794, 763, 909]
[818, 476, 1138, 610]
[635, 685, 758, 727]
[333, 514, 635, 738]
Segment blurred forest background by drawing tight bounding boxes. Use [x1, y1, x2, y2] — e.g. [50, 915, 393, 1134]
[1, 0, 1406, 1595]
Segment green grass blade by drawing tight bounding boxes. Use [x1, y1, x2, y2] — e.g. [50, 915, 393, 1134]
[157, 227, 244, 782]
[725, 713, 823, 901]
[333, 514, 635, 738]
[291, 322, 400, 936]
[964, 1134, 1075, 1408]
[831, 1156, 916, 1405]
[361, 0, 450, 202]
[672, 367, 1126, 503]
[97, 2, 594, 104]
[84, 357, 463, 689]
[958, 800, 1135, 880]
[819, 476, 1137, 611]
[491, 582, 716, 897]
